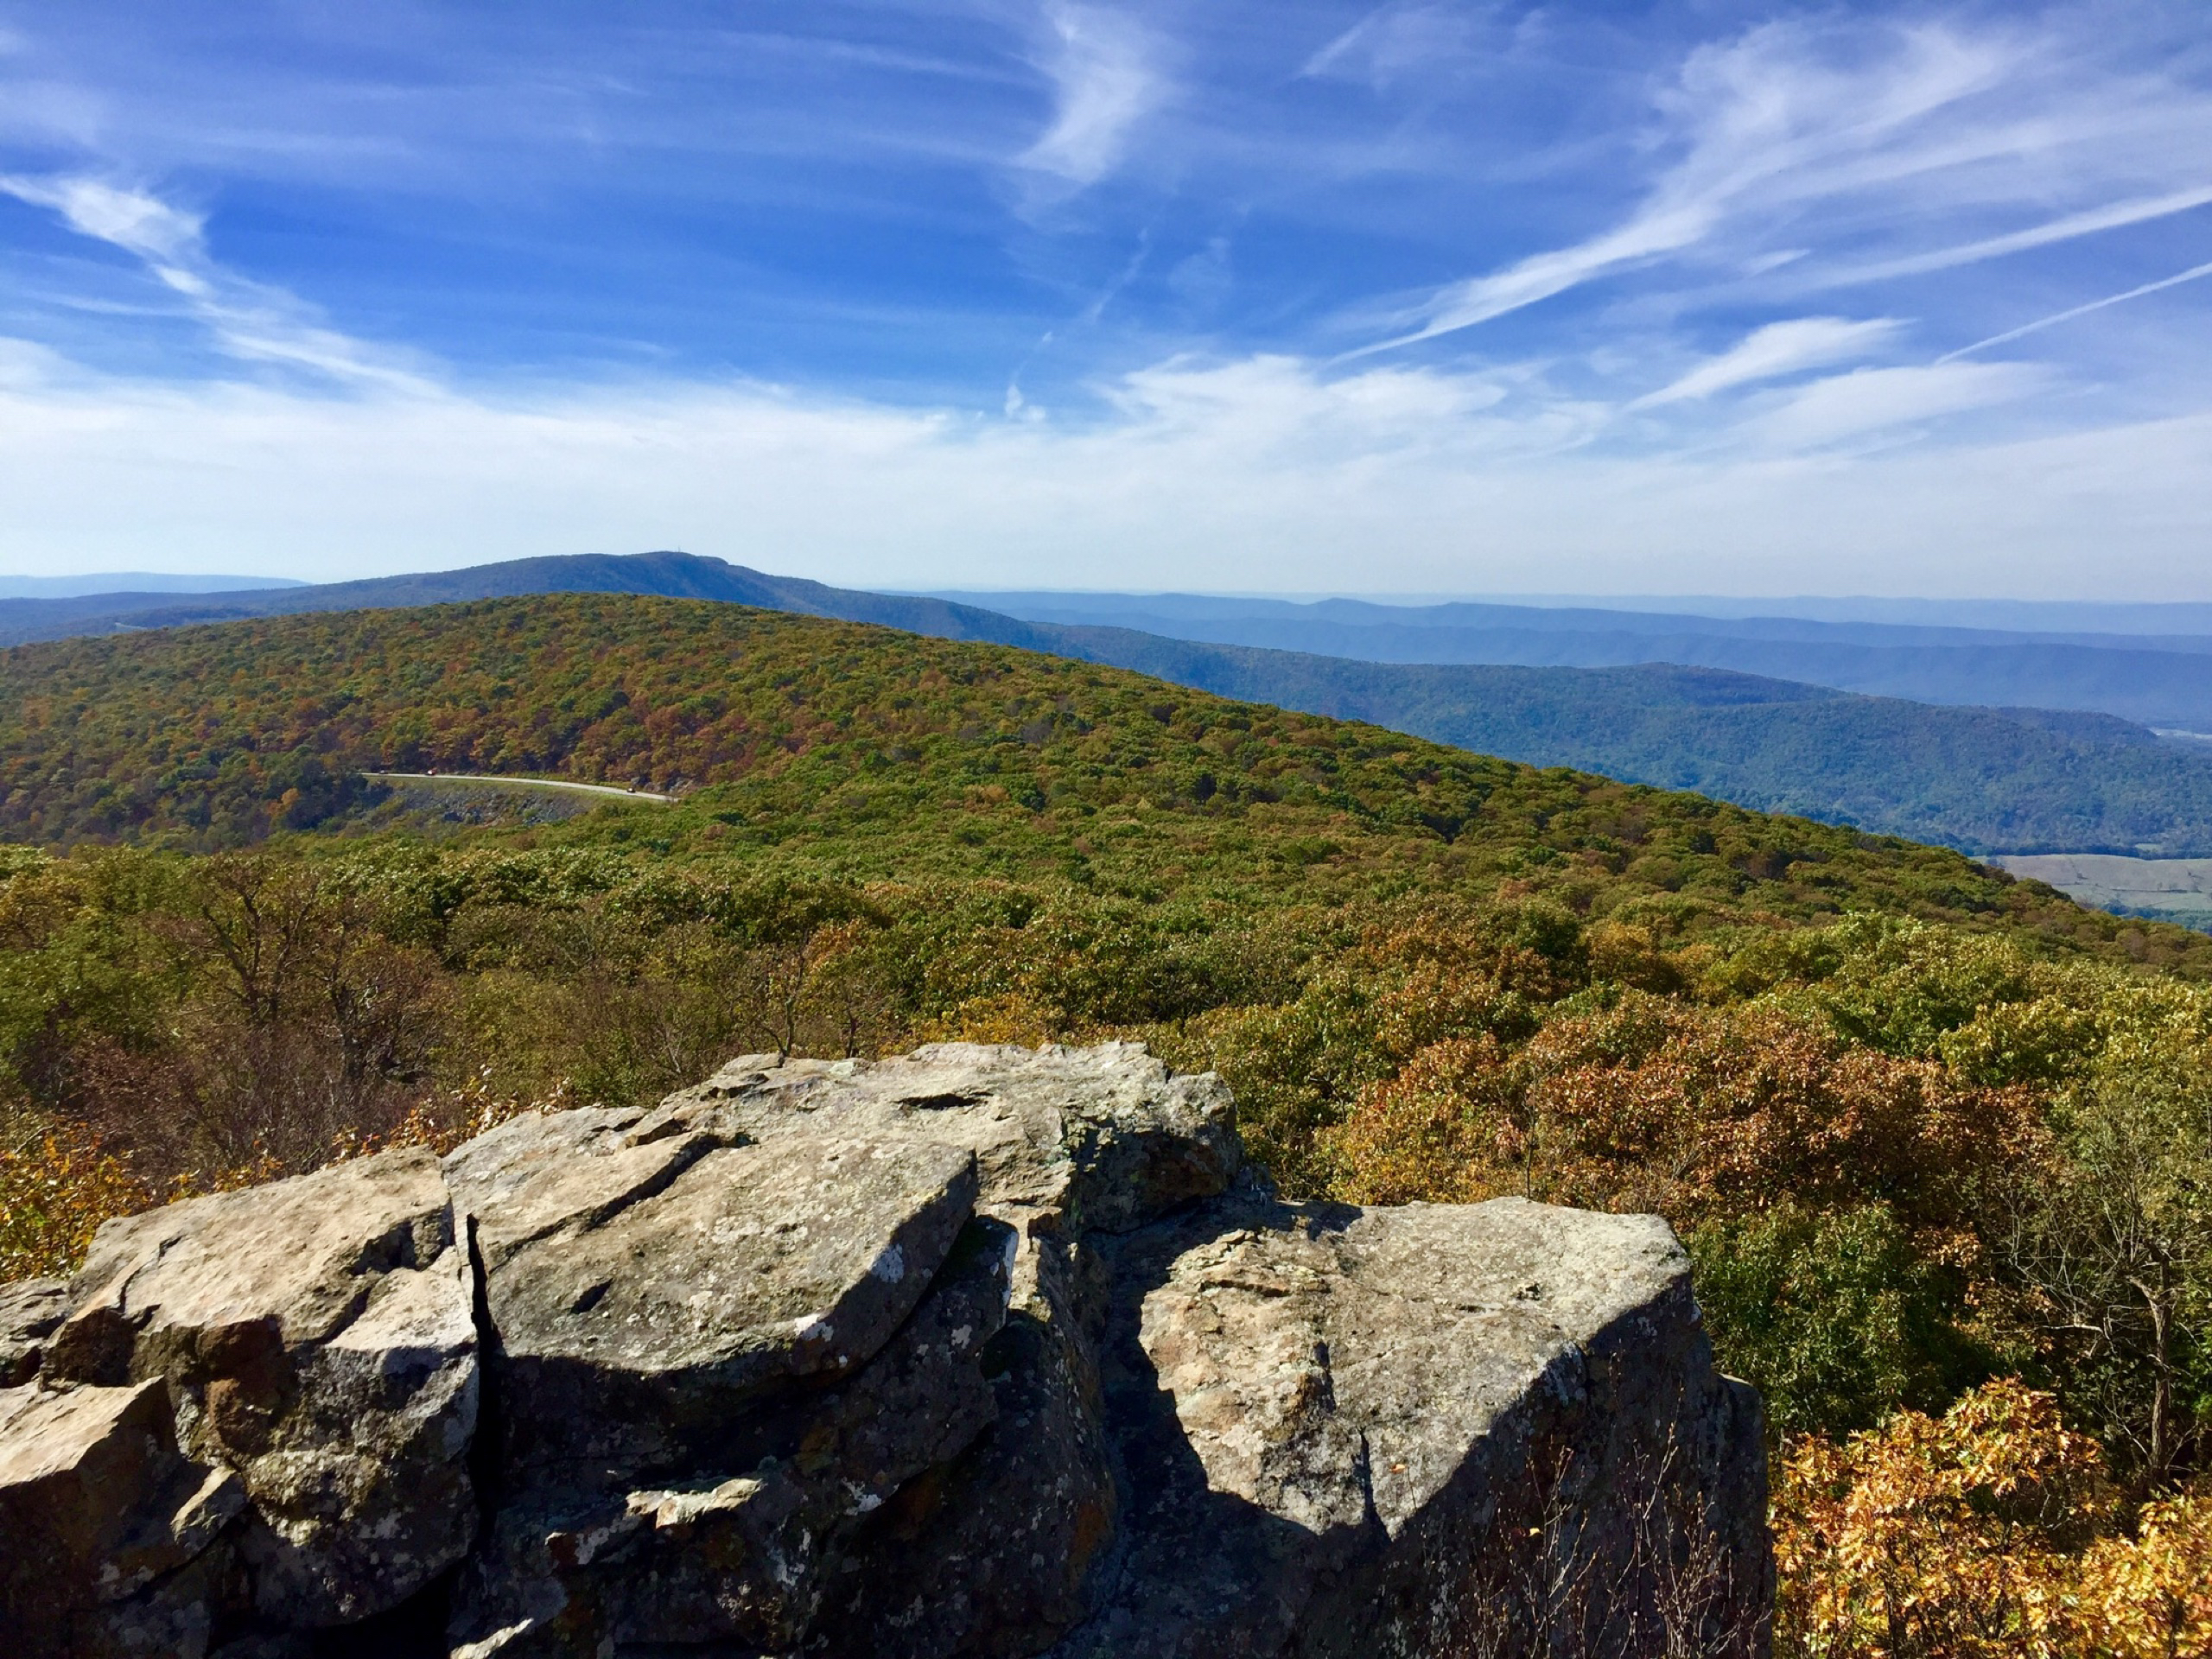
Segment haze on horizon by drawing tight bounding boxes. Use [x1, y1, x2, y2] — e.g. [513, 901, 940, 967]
[0, 1, 2209, 600]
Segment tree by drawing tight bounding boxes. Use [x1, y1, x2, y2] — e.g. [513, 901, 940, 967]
[1775, 1377, 2212, 1659]
[2000, 1063, 2212, 1491]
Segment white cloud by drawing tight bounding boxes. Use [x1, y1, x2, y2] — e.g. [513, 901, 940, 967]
[1382, 204, 1716, 346]
[1099, 353, 1513, 450]
[0, 170, 437, 392]
[0, 343, 2202, 600]
[1370, 14, 2212, 349]
[1017, 4, 1160, 194]
[1747, 361, 2047, 450]
[1374, 22, 2011, 345]
[1634, 317, 1904, 408]
[0, 175, 202, 262]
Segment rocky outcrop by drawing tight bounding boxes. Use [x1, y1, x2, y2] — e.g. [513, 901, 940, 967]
[0, 1043, 1770, 1657]
[1, 1277, 68, 1388]
[1076, 1194, 1769, 1656]
[0, 1377, 245, 1658]
[41, 1146, 480, 1631]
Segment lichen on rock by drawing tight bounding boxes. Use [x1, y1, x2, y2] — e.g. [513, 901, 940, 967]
[0, 1042, 1770, 1657]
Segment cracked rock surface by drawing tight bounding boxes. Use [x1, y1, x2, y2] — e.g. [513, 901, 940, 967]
[43, 1147, 479, 1632]
[0, 1042, 1770, 1657]
[0, 1277, 67, 1388]
[1068, 1193, 1769, 1657]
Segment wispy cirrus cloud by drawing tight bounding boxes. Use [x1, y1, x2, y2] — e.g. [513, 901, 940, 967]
[1362, 22, 2010, 346]
[1015, 3, 1162, 199]
[1367, 13, 2212, 352]
[1300, 3, 1478, 90]
[1939, 257, 2212, 363]
[1633, 317, 1904, 408]
[0, 171, 435, 390]
[0, 174, 200, 262]
[1817, 184, 2212, 288]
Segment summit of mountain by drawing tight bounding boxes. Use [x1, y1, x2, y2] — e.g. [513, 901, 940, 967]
[0, 550, 1058, 652]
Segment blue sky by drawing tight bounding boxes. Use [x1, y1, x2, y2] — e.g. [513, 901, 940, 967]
[0, 2, 2209, 596]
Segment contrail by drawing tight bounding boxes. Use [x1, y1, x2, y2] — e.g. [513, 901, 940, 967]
[1937, 257, 2212, 362]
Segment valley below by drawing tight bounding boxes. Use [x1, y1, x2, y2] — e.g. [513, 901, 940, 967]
[1996, 852, 2212, 930]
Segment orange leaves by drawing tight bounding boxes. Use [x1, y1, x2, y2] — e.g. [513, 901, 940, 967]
[1775, 1379, 2210, 1659]
[0, 1122, 156, 1282]
[1320, 1035, 1523, 1206]
[1323, 996, 2044, 1236]
[2074, 1495, 2212, 1657]
[332, 1070, 548, 1161]
[912, 990, 1065, 1050]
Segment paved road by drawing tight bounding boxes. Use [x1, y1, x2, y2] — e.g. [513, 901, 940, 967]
[365, 771, 673, 803]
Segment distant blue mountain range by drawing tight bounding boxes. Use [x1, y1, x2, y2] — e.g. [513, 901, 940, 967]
[0, 573, 305, 599]
[922, 590, 2212, 731]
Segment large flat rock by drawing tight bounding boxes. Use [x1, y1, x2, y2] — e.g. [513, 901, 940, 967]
[645, 1040, 1242, 1236]
[1059, 1193, 1770, 1657]
[448, 1107, 981, 1482]
[44, 1147, 479, 1628]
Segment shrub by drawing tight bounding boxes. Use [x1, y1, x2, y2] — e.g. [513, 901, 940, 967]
[0, 1118, 155, 1282]
[1775, 1377, 2212, 1658]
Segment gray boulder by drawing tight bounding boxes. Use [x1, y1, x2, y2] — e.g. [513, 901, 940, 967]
[445, 1104, 982, 1479]
[0, 1042, 1770, 1658]
[0, 1378, 245, 1659]
[1063, 1192, 1770, 1657]
[43, 1147, 479, 1628]
[1, 1277, 67, 1387]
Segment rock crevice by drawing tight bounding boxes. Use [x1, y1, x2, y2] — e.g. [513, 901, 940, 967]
[0, 1041, 1770, 1657]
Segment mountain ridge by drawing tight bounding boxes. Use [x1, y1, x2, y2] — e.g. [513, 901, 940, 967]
[16, 553, 2212, 725]
[9, 550, 2212, 858]
[925, 588, 2212, 654]
[0, 551, 1066, 652]
[925, 594, 2212, 727]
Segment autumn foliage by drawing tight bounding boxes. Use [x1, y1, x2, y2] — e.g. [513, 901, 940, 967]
[1776, 1379, 2212, 1658]
[0, 1121, 155, 1283]
[1324, 995, 2047, 1233]
[0, 1070, 539, 1282]
[5, 598, 2212, 1646]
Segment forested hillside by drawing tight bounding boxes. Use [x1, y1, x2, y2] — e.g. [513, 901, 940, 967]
[16, 551, 2212, 859]
[959, 587, 2212, 728]
[1056, 632, 2212, 857]
[5, 594, 2212, 1648]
